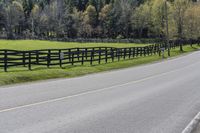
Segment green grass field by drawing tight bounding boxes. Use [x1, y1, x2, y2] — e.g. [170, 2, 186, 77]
[0, 40, 199, 86]
[0, 40, 148, 50]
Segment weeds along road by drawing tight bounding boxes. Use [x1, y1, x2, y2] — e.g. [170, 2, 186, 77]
[0, 51, 200, 133]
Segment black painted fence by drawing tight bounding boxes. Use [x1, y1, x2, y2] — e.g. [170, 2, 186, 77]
[0, 44, 162, 72]
[0, 41, 198, 72]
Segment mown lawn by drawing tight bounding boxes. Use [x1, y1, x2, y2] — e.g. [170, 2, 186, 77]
[0, 40, 199, 86]
[0, 40, 148, 50]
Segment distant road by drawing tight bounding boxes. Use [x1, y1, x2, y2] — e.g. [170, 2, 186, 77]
[1, 51, 200, 133]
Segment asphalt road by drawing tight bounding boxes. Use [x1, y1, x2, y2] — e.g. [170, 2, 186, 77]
[193, 123, 200, 133]
[1, 51, 200, 133]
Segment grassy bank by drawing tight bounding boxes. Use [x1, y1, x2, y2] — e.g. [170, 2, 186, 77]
[0, 40, 199, 86]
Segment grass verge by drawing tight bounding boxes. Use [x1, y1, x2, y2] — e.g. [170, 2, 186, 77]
[0, 44, 199, 86]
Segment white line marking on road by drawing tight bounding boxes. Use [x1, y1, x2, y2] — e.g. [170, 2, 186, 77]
[182, 112, 200, 133]
[0, 61, 199, 113]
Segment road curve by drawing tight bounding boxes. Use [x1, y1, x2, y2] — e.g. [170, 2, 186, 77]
[0, 51, 200, 133]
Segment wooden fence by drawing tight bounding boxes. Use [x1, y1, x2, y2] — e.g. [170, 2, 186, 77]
[0, 44, 162, 72]
[0, 41, 198, 72]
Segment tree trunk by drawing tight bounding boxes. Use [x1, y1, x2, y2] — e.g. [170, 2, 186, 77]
[179, 39, 183, 51]
[6, 25, 14, 39]
[180, 44, 183, 51]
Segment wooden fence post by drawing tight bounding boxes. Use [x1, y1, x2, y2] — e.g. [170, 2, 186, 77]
[85, 48, 88, 60]
[140, 47, 143, 57]
[90, 49, 93, 65]
[123, 48, 126, 59]
[144, 47, 146, 56]
[147, 46, 150, 56]
[81, 50, 84, 65]
[136, 47, 138, 57]
[115, 48, 117, 59]
[99, 48, 101, 64]
[105, 48, 108, 63]
[133, 48, 135, 58]
[4, 50, 7, 72]
[28, 51, 32, 70]
[72, 52, 74, 65]
[77, 48, 80, 61]
[23, 52, 26, 67]
[117, 49, 120, 61]
[150, 45, 153, 55]
[137, 47, 139, 57]
[68, 49, 71, 63]
[59, 50, 62, 68]
[155, 44, 158, 54]
[129, 48, 131, 59]
[111, 48, 114, 62]
[47, 50, 51, 68]
[36, 51, 39, 64]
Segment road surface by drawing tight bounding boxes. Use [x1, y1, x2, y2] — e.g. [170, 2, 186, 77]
[1, 51, 200, 133]
[193, 123, 200, 133]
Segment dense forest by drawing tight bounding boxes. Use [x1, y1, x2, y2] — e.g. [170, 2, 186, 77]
[0, 0, 200, 40]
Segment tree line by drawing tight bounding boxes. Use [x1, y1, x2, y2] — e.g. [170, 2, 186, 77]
[0, 0, 199, 40]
